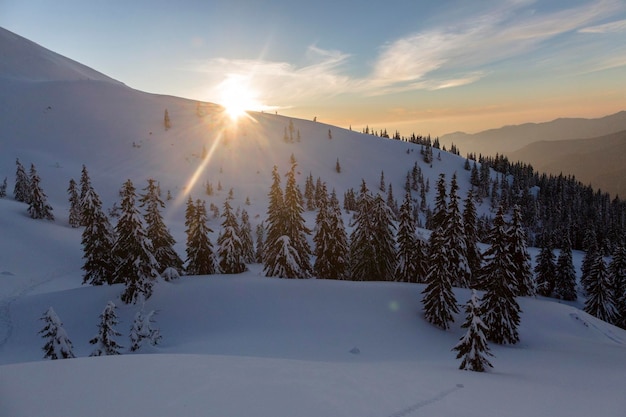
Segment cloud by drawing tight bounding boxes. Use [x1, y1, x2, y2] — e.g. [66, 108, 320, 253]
[189, 0, 625, 107]
[579, 19, 626, 33]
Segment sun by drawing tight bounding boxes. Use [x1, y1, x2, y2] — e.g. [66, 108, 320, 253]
[216, 75, 262, 121]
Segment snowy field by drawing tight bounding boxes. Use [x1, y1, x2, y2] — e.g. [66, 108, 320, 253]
[1, 26, 626, 417]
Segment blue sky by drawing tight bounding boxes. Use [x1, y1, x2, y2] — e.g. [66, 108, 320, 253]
[1, 0, 625, 135]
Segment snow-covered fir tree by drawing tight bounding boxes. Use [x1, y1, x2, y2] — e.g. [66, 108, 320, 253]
[453, 290, 493, 372]
[217, 197, 247, 274]
[264, 158, 311, 279]
[395, 191, 418, 283]
[78, 164, 93, 226]
[445, 173, 469, 288]
[580, 230, 598, 295]
[67, 178, 81, 228]
[90, 301, 123, 356]
[81, 185, 116, 285]
[185, 198, 217, 275]
[0, 176, 8, 198]
[609, 242, 626, 328]
[349, 181, 397, 281]
[508, 205, 534, 296]
[414, 234, 429, 283]
[479, 206, 521, 345]
[13, 158, 31, 203]
[39, 307, 75, 360]
[113, 179, 160, 304]
[255, 222, 265, 263]
[239, 209, 256, 264]
[139, 178, 183, 277]
[27, 164, 54, 220]
[462, 189, 482, 288]
[535, 237, 556, 297]
[314, 184, 349, 280]
[422, 174, 458, 329]
[129, 308, 161, 352]
[583, 252, 617, 323]
[554, 237, 577, 301]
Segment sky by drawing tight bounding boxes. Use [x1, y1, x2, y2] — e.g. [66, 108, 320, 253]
[1, 0, 625, 136]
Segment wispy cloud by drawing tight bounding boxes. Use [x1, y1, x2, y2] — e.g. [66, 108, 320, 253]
[579, 19, 626, 33]
[190, 0, 624, 108]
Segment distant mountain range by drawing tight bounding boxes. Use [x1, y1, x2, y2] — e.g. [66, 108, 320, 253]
[441, 112, 626, 197]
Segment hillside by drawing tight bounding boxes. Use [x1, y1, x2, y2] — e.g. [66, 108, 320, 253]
[508, 130, 626, 198]
[440, 111, 626, 156]
[2, 27, 626, 417]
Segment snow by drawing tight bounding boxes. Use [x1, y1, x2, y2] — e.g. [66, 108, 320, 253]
[1, 26, 626, 417]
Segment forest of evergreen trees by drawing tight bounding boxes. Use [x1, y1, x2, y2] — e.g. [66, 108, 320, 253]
[4, 133, 626, 370]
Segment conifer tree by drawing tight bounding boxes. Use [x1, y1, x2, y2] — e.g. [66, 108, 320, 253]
[27, 164, 54, 220]
[13, 158, 31, 203]
[139, 178, 183, 276]
[395, 191, 418, 283]
[217, 198, 247, 274]
[314, 185, 349, 280]
[453, 290, 493, 372]
[113, 179, 160, 304]
[239, 209, 256, 264]
[584, 253, 617, 323]
[479, 206, 521, 345]
[78, 164, 93, 226]
[185, 199, 217, 275]
[609, 242, 626, 328]
[255, 223, 265, 263]
[0, 176, 7, 198]
[264, 158, 311, 278]
[67, 178, 81, 228]
[554, 238, 577, 301]
[81, 186, 116, 285]
[304, 173, 315, 211]
[90, 301, 123, 356]
[422, 174, 458, 329]
[414, 234, 429, 283]
[39, 307, 75, 360]
[535, 238, 556, 297]
[463, 189, 482, 288]
[508, 205, 534, 296]
[129, 308, 161, 352]
[445, 173, 469, 288]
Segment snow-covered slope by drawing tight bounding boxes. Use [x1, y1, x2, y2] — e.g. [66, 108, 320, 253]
[1, 27, 626, 417]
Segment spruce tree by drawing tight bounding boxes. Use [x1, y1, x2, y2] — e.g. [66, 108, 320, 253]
[90, 301, 123, 356]
[445, 173, 469, 288]
[185, 199, 217, 275]
[584, 253, 617, 323]
[463, 189, 482, 288]
[27, 164, 54, 220]
[13, 158, 31, 203]
[414, 234, 429, 284]
[139, 178, 183, 277]
[395, 191, 418, 283]
[113, 179, 160, 304]
[535, 238, 556, 297]
[255, 223, 265, 263]
[78, 164, 93, 226]
[239, 209, 256, 264]
[0, 177, 8, 198]
[39, 307, 75, 360]
[508, 205, 534, 296]
[67, 178, 81, 228]
[263, 166, 286, 275]
[554, 238, 577, 301]
[217, 198, 247, 274]
[314, 185, 348, 280]
[609, 242, 626, 328]
[453, 290, 493, 372]
[81, 186, 116, 285]
[422, 174, 458, 329]
[129, 308, 161, 352]
[479, 206, 521, 345]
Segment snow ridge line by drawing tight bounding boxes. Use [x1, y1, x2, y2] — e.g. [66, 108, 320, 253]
[382, 384, 464, 417]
